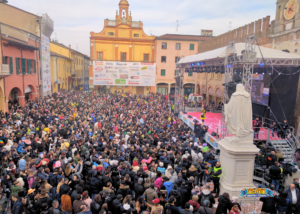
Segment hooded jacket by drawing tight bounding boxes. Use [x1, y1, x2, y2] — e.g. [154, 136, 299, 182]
[116, 185, 131, 199]
[144, 187, 158, 205]
[163, 181, 173, 200]
[187, 165, 198, 178]
[188, 200, 200, 213]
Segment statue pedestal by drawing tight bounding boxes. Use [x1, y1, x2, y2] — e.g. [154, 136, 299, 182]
[218, 136, 259, 198]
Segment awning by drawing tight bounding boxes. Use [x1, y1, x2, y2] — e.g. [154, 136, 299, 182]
[25, 86, 31, 93]
[177, 42, 300, 65]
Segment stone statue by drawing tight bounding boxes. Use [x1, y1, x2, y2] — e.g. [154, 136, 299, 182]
[225, 83, 253, 138]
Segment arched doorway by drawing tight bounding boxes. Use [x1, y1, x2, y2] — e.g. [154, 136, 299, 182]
[208, 86, 214, 103]
[156, 83, 168, 95]
[8, 87, 22, 106]
[216, 88, 222, 105]
[170, 83, 175, 95]
[184, 83, 195, 96]
[58, 78, 61, 90]
[25, 85, 36, 101]
[0, 86, 5, 112]
[196, 84, 200, 94]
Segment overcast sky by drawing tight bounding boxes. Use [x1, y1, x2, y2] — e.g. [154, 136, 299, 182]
[10, 0, 276, 56]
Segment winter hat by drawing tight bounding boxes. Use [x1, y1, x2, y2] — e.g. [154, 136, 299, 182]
[117, 194, 123, 200]
[123, 204, 131, 210]
[138, 178, 143, 183]
[152, 198, 160, 204]
[159, 162, 164, 167]
[143, 166, 148, 171]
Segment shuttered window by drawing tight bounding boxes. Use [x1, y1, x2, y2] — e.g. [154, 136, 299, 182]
[27, 59, 32, 74]
[9, 57, 13, 74]
[16, 57, 20, 74]
[161, 69, 166, 76]
[34, 60, 36, 73]
[21, 58, 26, 74]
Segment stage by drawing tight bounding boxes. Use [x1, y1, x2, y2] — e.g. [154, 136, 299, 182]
[180, 111, 282, 141]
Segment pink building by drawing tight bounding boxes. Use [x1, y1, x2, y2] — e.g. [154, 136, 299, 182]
[2, 36, 40, 108]
[155, 34, 211, 95]
[0, 3, 41, 111]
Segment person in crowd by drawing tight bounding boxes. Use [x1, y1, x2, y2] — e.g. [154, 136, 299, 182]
[229, 203, 242, 214]
[211, 162, 222, 198]
[144, 183, 158, 206]
[255, 152, 265, 167]
[266, 151, 277, 167]
[270, 161, 282, 192]
[150, 198, 164, 214]
[179, 202, 193, 214]
[195, 200, 213, 214]
[165, 196, 180, 214]
[275, 192, 289, 214]
[215, 192, 232, 214]
[270, 122, 278, 137]
[198, 186, 215, 208]
[285, 183, 300, 214]
[188, 195, 200, 213]
[253, 117, 262, 139]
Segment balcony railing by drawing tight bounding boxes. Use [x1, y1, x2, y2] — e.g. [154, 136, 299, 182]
[0, 64, 11, 77]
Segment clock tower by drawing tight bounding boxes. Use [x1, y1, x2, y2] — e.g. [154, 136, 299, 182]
[272, 0, 300, 34]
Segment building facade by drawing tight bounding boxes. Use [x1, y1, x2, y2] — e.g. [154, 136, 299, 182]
[0, 2, 41, 111]
[84, 55, 90, 91]
[90, 0, 156, 94]
[50, 42, 72, 92]
[70, 48, 85, 88]
[155, 34, 210, 95]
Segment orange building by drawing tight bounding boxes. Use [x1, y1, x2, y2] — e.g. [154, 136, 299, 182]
[90, 0, 156, 94]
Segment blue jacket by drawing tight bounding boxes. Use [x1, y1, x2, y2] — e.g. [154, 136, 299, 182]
[17, 146, 25, 154]
[163, 181, 173, 200]
[18, 159, 26, 171]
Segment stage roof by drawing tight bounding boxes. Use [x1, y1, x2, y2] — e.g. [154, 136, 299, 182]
[177, 42, 300, 65]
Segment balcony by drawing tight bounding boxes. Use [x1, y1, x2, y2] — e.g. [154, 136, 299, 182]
[0, 64, 11, 77]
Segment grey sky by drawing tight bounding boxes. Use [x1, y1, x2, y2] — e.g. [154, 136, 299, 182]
[9, 0, 276, 56]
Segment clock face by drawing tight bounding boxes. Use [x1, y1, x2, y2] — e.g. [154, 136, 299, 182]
[284, 0, 298, 20]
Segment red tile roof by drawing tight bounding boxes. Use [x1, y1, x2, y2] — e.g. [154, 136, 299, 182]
[156, 34, 212, 41]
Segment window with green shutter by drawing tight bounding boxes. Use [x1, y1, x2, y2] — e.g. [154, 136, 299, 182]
[27, 59, 32, 74]
[2, 56, 6, 64]
[175, 70, 179, 76]
[161, 69, 166, 76]
[16, 57, 20, 74]
[21, 58, 26, 74]
[188, 72, 193, 76]
[190, 44, 194, 50]
[34, 60, 36, 73]
[9, 57, 13, 74]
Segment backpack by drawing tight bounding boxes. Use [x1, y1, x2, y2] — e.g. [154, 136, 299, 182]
[203, 161, 212, 175]
[200, 194, 210, 206]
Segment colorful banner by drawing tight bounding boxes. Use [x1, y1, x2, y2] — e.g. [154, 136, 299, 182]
[179, 113, 194, 130]
[41, 34, 51, 92]
[93, 61, 156, 86]
[204, 133, 218, 149]
[239, 188, 277, 198]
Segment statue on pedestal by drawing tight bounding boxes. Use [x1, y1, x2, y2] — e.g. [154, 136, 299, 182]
[224, 84, 253, 138]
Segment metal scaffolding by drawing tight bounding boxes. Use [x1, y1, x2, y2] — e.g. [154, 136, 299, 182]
[174, 67, 184, 114]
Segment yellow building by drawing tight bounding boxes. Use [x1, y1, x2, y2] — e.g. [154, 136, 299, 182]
[69, 49, 85, 88]
[50, 42, 72, 92]
[90, 0, 156, 94]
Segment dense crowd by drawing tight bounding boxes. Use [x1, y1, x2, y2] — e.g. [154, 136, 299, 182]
[0, 90, 295, 214]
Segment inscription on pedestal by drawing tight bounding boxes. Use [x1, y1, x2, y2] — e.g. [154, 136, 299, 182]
[235, 161, 249, 182]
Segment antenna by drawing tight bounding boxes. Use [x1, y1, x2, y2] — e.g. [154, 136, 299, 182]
[228, 22, 232, 32]
[176, 20, 180, 32]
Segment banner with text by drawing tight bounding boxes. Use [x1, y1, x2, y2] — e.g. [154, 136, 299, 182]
[93, 61, 156, 86]
[41, 34, 51, 92]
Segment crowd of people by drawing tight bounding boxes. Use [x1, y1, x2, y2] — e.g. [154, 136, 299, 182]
[0, 90, 246, 214]
[0, 90, 299, 214]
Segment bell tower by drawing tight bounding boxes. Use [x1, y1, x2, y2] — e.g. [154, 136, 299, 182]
[116, 0, 132, 22]
[272, 0, 300, 34]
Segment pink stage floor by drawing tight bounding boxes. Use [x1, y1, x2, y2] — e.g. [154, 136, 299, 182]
[186, 112, 281, 141]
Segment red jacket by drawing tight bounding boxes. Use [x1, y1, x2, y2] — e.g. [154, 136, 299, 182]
[253, 120, 262, 130]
